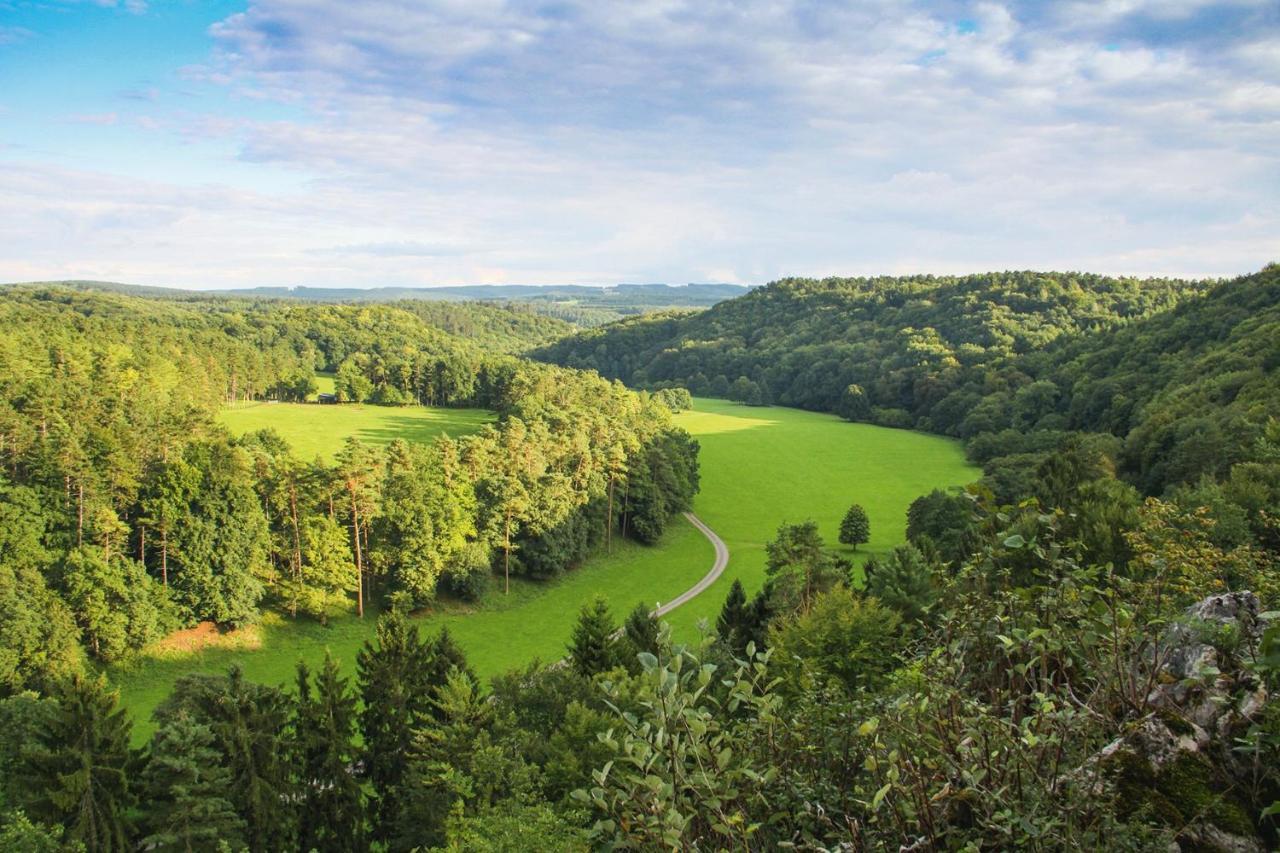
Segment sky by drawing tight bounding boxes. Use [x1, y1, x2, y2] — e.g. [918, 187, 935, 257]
[0, 0, 1277, 289]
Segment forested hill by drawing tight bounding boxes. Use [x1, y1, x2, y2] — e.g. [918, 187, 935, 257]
[538, 266, 1280, 493]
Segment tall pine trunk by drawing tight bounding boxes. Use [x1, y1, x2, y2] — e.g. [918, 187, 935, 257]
[349, 488, 364, 618]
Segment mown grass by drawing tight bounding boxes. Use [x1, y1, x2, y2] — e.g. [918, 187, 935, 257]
[218, 401, 492, 461]
[113, 397, 977, 742]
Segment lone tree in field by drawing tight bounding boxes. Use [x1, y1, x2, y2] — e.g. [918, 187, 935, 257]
[839, 504, 870, 550]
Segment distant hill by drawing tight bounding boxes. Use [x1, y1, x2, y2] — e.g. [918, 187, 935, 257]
[1, 280, 753, 325]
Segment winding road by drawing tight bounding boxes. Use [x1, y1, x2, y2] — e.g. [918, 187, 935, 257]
[651, 511, 729, 618]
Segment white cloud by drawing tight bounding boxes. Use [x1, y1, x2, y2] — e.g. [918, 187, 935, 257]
[2, 0, 1278, 286]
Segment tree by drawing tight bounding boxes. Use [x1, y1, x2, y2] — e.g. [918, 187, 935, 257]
[292, 514, 358, 622]
[335, 356, 374, 403]
[837, 383, 871, 422]
[622, 601, 660, 664]
[567, 595, 621, 678]
[770, 587, 902, 693]
[140, 712, 246, 852]
[294, 654, 364, 852]
[165, 439, 270, 626]
[764, 521, 845, 614]
[863, 544, 937, 623]
[334, 438, 382, 618]
[0, 482, 82, 690]
[358, 612, 471, 844]
[906, 489, 977, 569]
[838, 503, 870, 549]
[716, 579, 749, 652]
[23, 674, 134, 852]
[153, 668, 297, 853]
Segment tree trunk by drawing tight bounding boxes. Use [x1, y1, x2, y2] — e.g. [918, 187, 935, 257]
[349, 487, 364, 618]
[606, 475, 615, 554]
[289, 483, 302, 619]
[139, 523, 146, 565]
[76, 480, 84, 546]
[503, 508, 511, 595]
[161, 528, 168, 586]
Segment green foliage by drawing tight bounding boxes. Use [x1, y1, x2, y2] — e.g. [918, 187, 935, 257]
[0, 810, 64, 852]
[153, 667, 296, 852]
[294, 654, 364, 852]
[139, 712, 246, 852]
[23, 675, 134, 852]
[769, 587, 902, 694]
[576, 644, 782, 848]
[622, 600, 661, 664]
[764, 521, 846, 614]
[716, 578, 772, 658]
[358, 611, 474, 845]
[906, 488, 977, 568]
[863, 543, 938, 623]
[0, 482, 82, 689]
[567, 596, 622, 678]
[432, 799, 587, 852]
[838, 502, 870, 548]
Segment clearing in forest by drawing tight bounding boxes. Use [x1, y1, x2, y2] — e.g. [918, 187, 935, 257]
[218, 401, 493, 461]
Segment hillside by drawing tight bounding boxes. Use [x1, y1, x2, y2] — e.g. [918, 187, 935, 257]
[538, 267, 1280, 493]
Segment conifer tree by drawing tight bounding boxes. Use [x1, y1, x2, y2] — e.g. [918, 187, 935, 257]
[863, 544, 938, 623]
[294, 654, 364, 852]
[357, 610, 436, 843]
[140, 712, 246, 852]
[568, 595, 621, 677]
[153, 667, 297, 853]
[716, 579, 749, 653]
[23, 674, 134, 852]
[623, 600, 660, 662]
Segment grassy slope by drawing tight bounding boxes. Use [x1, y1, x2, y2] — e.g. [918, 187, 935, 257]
[218, 401, 492, 461]
[113, 398, 976, 742]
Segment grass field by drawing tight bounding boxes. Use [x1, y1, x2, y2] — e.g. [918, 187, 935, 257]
[218, 401, 492, 461]
[113, 398, 977, 742]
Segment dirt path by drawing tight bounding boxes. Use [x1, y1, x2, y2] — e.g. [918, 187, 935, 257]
[651, 511, 729, 618]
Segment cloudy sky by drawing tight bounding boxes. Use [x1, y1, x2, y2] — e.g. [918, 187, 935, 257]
[1, 0, 1277, 288]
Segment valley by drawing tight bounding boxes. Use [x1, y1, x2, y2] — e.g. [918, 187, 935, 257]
[113, 396, 976, 741]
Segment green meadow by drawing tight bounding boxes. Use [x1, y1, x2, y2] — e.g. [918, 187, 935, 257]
[113, 398, 977, 741]
[218, 401, 493, 461]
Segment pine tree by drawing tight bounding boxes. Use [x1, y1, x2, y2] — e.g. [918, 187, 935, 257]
[568, 595, 621, 677]
[23, 674, 134, 852]
[623, 601, 660, 662]
[716, 579, 749, 653]
[838, 503, 871, 550]
[389, 669, 496, 851]
[153, 667, 297, 853]
[295, 654, 365, 852]
[140, 712, 246, 852]
[357, 610, 436, 844]
[863, 544, 937, 623]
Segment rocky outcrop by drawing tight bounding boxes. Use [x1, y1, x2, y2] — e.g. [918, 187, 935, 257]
[1096, 592, 1274, 852]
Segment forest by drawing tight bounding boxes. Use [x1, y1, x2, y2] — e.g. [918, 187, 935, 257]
[1, 269, 1279, 851]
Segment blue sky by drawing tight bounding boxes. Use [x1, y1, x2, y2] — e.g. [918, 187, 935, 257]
[1, 0, 1277, 288]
